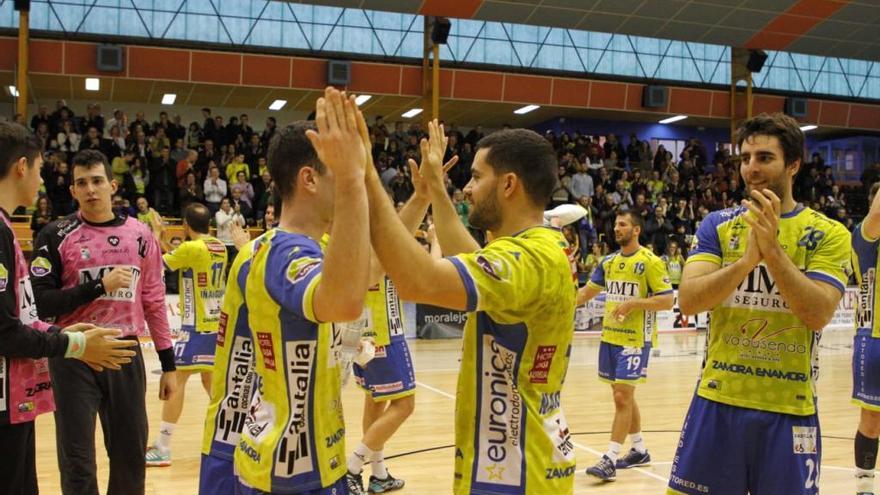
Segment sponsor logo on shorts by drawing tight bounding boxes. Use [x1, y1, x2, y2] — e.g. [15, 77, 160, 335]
[670, 474, 709, 493]
[78, 265, 141, 302]
[30, 257, 52, 277]
[475, 335, 523, 487]
[256, 332, 276, 370]
[792, 426, 818, 454]
[193, 355, 214, 364]
[372, 381, 404, 393]
[529, 345, 556, 384]
[276, 341, 317, 478]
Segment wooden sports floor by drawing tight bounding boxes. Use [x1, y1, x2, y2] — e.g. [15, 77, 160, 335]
[34, 328, 872, 494]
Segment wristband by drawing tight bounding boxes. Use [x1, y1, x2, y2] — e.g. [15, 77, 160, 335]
[64, 331, 87, 359]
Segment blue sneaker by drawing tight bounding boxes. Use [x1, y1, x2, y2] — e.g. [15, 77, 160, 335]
[368, 472, 405, 493]
[615, 448, 651, 469]
[586, 455, 616, 481]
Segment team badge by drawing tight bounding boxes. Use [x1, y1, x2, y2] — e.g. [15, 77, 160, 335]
[31, 257, 52, 277]
[0, 263, 8, 291]
[107, 236, 120, 247]
[80, 247, 91, 260]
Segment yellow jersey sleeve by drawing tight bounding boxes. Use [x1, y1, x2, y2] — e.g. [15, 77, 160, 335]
[647, 254, 673, 295]
[803, 221, 851, 294]
[163, 240, 197, 271]
[448, 238, 536, 317]
[263, 242, 324, 323]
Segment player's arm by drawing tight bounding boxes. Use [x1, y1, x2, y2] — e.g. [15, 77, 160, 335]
[763, 221, 849, 331]
[30, 224, 108, 318]
[678, 213, 761, 315]
[307, 89, 371, 322]
[577, 258, 606, 306]
[861, 184, 880, 240]
[420, 123, 480, 257]
[140, 232, 177, 374]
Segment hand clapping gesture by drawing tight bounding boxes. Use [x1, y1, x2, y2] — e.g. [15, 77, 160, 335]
[305, 87, 367, 181]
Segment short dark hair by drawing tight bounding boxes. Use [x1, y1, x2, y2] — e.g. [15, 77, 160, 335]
[736, 112, 804, 167]
[71, 149, 112, 181]
[0, 122, 42, 180]
[617, 210, 644, 231]
[183, 203, 211, 234]
[267, 121, 325, 200]
[475, 129, 556, 207]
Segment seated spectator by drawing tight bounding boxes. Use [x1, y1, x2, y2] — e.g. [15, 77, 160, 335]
[230, 188, 254, 224]
[230, 171, 255, 208]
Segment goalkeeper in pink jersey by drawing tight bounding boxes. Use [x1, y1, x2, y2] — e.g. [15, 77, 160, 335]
[31, 149, 178, 495]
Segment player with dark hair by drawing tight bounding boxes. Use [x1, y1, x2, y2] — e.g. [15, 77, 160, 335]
[31, 148, 178, 495]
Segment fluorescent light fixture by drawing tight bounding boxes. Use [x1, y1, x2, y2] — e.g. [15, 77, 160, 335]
[161, 93, 177, 105]
[269, 99, 287, 111]
[799, 124, 817, 132]
[514, 104, 540, 115]
[659, 115, 688, 124]
[355, 94, 372, 106]
[7, 85, 18, 97]
[85, 78, 100, 91]
[401, 108, 423, 118]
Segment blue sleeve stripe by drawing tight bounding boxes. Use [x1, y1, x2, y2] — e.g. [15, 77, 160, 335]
[805, 271, 846, 294]
[448, 257, 478, 312]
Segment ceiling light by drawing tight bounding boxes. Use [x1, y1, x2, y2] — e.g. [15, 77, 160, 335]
[514, 104, 540, 114]
[85, 78, 100, 91]
[269, 99, 287, 111]
[355, 94, 372, 106]
[7, 85, 18, 97]
[659, 115, 687, 124]
[799, 125, 817, 132]
[161, 93, 177, 105]
[401, 108, 423, 118]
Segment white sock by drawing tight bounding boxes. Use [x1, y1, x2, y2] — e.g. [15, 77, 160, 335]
[348, 443, 373, 475]
[856, 467, 875, 479]
[372, 450, 388, 480]
[155, 421, 176, 453]
[631, 432, 646, 454]
[604, 441, 622, 463]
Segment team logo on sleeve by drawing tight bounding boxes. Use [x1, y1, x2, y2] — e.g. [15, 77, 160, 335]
[475, 255, 510, 282]
[0, 263, 7, 292]
[30, 257, 52, 277]
[286, 257, 321, 284]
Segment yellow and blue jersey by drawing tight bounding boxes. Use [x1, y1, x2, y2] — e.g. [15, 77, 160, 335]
[853, 222, 880, 338]
[688, 205, 850, 416]
[163, 236, 228, 333]
[448, 226, 577, 495]
[234, 229, 346, 494]
[588, 247, 673, 348]
[201, 239, 257, 459]
[362, 277, 405, 347]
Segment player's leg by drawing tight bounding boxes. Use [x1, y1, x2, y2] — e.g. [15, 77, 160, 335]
[618, 345, 652, 469]
[666, 396, 747, 495]
[49, 356, 103, 494]
[146, 369, 195, 466]
[857, 408, 880, 493]
[99, 341, 148, 495]
[0, 421, 38, 495]
[749, 409, 820, 495]
[201, 370, 213, 396]
[588, 343, 635, 481]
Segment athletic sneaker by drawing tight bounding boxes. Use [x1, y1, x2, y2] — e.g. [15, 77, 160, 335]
[615, 448, 651, 469]
[585, 455, 616, 481]
[345, 471, 366, 495]
[145, 446, 171, 467]
[856, 472, 874, 495]
[368, 472, 405, 493]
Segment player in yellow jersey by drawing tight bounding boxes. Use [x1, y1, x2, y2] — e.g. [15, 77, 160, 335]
[146, 203, 228, 467]
[346, 140, 458, 493]
[851, 182, 880, 495]
[363, 115, 577, 494]
[234, 88, 372, 495]
[577, 211, 673, 481]
[668, 113, 851, 495]
[199, 234, 257, 495]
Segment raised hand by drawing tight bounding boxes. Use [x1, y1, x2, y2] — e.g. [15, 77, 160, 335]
[409, 155, 459, 200]
[418, 119, 450, 192]
[305, 87, 367, 181]
[741, 188, 781, 260]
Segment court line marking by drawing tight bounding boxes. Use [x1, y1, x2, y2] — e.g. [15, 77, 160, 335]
[416, 380, 670, 484]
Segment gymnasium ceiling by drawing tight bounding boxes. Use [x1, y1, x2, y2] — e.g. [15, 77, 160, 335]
[283, 0, 880, 61]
